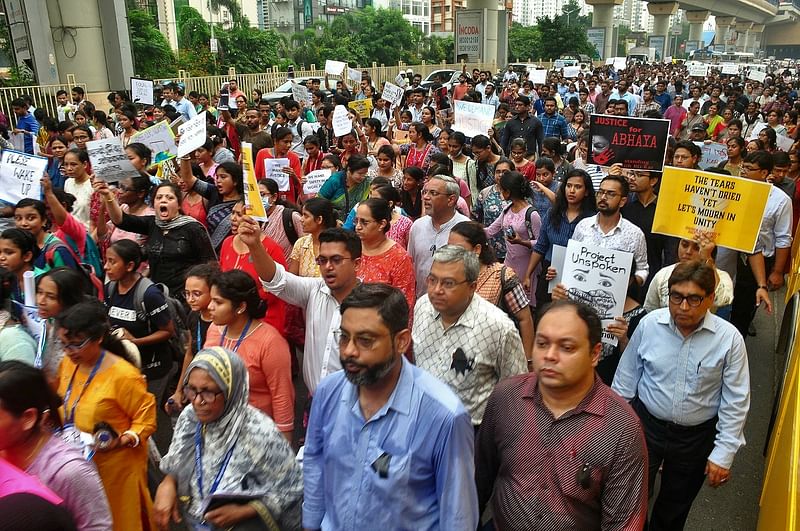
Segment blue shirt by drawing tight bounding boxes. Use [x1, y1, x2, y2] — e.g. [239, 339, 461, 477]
[654, 91, 672, 113]
[172, 97, 197, 121]
[302, 357, 479, 530]
[533, 209, 593, 262]
[612, 308, 750, 469]
[538, 112, 574, 141]
[15, 112, 39, 154]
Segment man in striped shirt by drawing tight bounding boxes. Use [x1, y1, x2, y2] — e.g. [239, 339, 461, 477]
[476, 299, 648, 530]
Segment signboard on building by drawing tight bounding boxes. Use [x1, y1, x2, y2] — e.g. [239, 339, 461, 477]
[587, 28, 606, 60]
[648, 35, 666, 61]
[454, 9, 483, 62]
[685, 41, 701, 55]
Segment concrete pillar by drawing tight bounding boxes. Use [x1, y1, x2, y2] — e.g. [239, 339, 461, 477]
[685, 10, 709, 45]
[648, 2, 679, 37]
[715, 16, 736, 49]
[735, 22, 752, 52]
[586, 0, 624, 60]
[466, 0, 507, 66]
[746, 24, 765, 54]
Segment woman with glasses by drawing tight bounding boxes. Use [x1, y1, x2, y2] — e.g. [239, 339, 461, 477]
[353, 198, 416, 313]
[204, 271, 295, 442]
[155, 347, 302, 530]
[55, 300, 157, 531]
[234, 95, 248, 123]
[473, 157, 515, 262]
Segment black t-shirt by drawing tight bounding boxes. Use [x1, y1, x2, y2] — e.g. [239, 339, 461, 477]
[186, 310, 212, 357]
[105, 278, 173, 379]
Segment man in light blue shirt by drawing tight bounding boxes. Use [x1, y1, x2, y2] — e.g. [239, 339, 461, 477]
[612, 260, 750, 531]
[166, 83, 197, 121]
[302, 283, 478, 531]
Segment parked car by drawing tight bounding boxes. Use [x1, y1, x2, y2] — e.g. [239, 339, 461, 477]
[260, 76, 335, 105]
[419, 69, 458, 91]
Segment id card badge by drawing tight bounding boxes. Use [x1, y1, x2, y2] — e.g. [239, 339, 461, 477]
[58, 423, 82, 448]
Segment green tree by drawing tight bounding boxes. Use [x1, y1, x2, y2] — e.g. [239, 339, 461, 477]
[177, 4, 211, 49]
[127, 8, 177, 78]
[508, 22, 541, 62]
[217, 22, 288, 72]
[535, 15, 595, 60]
[420, 35, 454, 64]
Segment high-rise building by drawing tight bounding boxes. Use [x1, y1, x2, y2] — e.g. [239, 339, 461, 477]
[430, 0, 465, 33]
[512, 0, 590, 27]
[372, 0, 430, 34]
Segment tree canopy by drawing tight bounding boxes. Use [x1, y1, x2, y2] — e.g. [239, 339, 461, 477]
[508, 1, 597, 62]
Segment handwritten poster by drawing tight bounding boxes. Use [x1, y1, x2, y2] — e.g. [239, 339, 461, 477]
[130, 77, 154, 105]
[264, 158, 291, 191]
[652, 166, 771, 253]
[613, 57, 627, 71]
[131, 121, 177, 160]
[587, 114, 670, 170]
[348, 67, 362, 84]
[688, 64, 709, 77]
[291, 82, 309, 105]
[381, 82, 404, 106]
[332, 105, 352, 137]
[303, 169, 332, 195]
[347, 98, 373, 119]
[697, 142, 729, 170]
[561, 239, 633, 346]
[563, 66, 580, 78]
[0, 150, 45, 204]
[241, 143, 267, 222]
[86, 138, 139, 182]
[176, 111, 207, 158]
[721, 63, 739, 75]
[453, 100, 495, 139]
[529, 69, 547, 85]
[748, 69, 767, 83]
[325, 60, 346, 76]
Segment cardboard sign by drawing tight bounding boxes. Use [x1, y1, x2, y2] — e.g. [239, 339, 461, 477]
[548, 244, 566, 293]
[529, 69, 547, 85]
[303, 169, 332, 195]
[347, 98, 373, 119]
[721, 63, 739, 75]
[453, 100, 495, 139]
[240, 143, 267, 222]
[332, 105, 352, 137]
[394, 73, 407, 87]
[748, 70, 767, 83]
[348, 67, 362, 84]
[131, 121, 177, 160]
[291, 82, 309, 105]
[381, 82, 404, 106]
[605, 57, 614, 65]
[0, 150, 45, 204]
[688, 64, 709, 77]
[393, 129, 410, 145]
[652, 166, 772, 253]
[86, 138, 139, 182]
[130, 77, 154, 105]
[697, 142, 729, 170]
[561, 239, 633, 346]
[325, 60, 346, 76]
[613, 57, 627, 71]
[587, 114, 670, 170]
[563, 66, 580, 78]
[176, 111, 207, 158]
[264, 158, 291, 191]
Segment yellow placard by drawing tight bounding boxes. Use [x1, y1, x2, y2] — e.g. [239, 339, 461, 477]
[347, 98, 373, 119]
[240, 142, 267, 222]
[652, 166, 772, 253]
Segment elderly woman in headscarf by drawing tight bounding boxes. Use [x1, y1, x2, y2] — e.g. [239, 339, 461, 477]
[153, 347, 302, 530]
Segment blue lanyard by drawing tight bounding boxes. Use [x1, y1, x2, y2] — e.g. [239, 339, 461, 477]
[196, 319, 202, 354]
[194, 423, 236, 498]
[63, 350, 106, 425]
[220, 319, 252, 353]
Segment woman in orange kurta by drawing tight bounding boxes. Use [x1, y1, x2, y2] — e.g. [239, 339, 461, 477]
[55, 300, 157, 531]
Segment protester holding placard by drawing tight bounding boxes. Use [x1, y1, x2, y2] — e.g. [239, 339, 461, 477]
[62, 150, 94, 231]
[399, 122, 440, 174]
[254, 127, 303, 204]
[317, 155, 372, 223]
[256, 178, 304, 260]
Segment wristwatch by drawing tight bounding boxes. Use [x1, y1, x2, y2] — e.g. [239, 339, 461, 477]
[758, 285, 768, 290]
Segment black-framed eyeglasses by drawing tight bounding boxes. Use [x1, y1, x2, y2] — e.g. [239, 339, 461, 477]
[182, 385, 223, 404]
[596, 189, 620, 198]
[315, 255, 352, 266]
[426, 275, 470, 290]
[668, 292, 706, 307]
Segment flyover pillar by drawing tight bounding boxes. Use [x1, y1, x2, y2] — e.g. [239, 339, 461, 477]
[685, 10, 709, 45]
[647, 2, 678, 57]
[715, 16, 736, 50]
[586, 0, 624, 60]
[746, 24, 765, 53]
[735, 21, 753, 52]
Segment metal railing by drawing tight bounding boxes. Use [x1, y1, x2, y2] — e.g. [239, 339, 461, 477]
[0, 74, 85, 127]
[155, 60, 500, 96]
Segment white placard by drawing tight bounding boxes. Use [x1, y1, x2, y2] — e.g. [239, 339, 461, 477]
[291, 82, 309, 104]
[264, 158, 291, 191]
[348, 67, 362, 84]
[176, 111, 207, 158]
[721, 63, 739, 75]
[748, 70, 767, 83]
[325, 60, 346, 76]
[777, 134, 794, 152]
[561, 239, 633, 346]
[453, 100, 495, 139]
[605, 57, 614, 65]
[381, 82, 404, 106]
[303, 169, 332, 195]
[130, 77, 154, 105]
[529, 69, 547, 85]
[697, 142, 729, 170]
[548, 245, 566, 293]
[0, 150, 45, 204]
[688, 64, 709, 77]
[746, 121, 768, 141]
[563, 66, 580, 78]
[394, 73, 407, 87]
[332, 105, 352, 137]
[10, 132, 25, 152]
[130, 121, 177, 158]
[86, 138, 139, 182]
[664, 56, 672, 64]
[613, 57, 627, 71]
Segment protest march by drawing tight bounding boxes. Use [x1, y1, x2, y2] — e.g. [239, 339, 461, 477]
[2, 49, 800, 531]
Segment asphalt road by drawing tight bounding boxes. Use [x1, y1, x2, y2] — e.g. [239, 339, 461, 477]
[683, 288, 786, 531]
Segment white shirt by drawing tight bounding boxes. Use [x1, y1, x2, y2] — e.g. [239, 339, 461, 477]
[754, 185, 793, 258]
[412, 293, 527, 425]
[644, 263, 734, 312]
[260, 263, 342, 394]
[572, 214, 650, 282]
[408, 212, 470, 298]
[64, 177, 93, 231]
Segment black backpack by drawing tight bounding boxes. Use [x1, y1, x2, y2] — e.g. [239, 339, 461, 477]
[282, 207, 300, 245]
